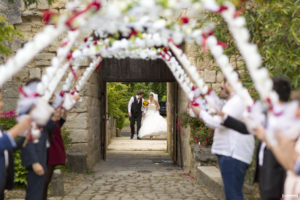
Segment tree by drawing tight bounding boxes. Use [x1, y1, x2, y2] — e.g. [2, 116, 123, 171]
[205, 0, 300, 89]
[0, 15, 22, 56]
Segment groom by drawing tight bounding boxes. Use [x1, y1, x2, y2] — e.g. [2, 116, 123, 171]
[128, 90, 144, 140]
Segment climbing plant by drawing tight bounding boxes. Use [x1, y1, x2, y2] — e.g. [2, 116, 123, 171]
[203, 0, 300, 89]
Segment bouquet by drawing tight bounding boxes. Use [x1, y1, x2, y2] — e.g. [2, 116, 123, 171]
[143, 101, 149, 107]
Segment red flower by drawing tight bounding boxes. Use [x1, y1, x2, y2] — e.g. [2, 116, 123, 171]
[194, 137, 198, 142]
[180, 16, 189, 24]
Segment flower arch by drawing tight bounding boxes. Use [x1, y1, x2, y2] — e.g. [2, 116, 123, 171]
[0, 0, 281, 129]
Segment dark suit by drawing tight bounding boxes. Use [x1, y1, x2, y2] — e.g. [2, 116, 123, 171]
[223, 116, 286, 200]
[0, 133, 15, 199]
[130, 96, 143, 138]
[21, 121, 56, 200]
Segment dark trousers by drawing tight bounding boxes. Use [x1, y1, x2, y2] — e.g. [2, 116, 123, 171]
[217, 155, 249, 200]
[130, 115, 142, 138]
[43, 165, 55, 200]
[26, 167, 46, 200]
[258, 149, 286, 200]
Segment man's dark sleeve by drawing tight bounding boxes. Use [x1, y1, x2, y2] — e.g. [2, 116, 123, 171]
[222, 116, 250, 135]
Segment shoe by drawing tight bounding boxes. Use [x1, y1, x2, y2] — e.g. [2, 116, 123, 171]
[137, 136, 141, 140]
[130, 135, 134, 139]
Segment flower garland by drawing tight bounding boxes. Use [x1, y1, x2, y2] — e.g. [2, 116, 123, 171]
[219, 1, 278, 109]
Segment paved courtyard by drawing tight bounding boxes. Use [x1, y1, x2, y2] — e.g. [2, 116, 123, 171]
[7, 137, 217, 200]
[62, 138, 217, 200]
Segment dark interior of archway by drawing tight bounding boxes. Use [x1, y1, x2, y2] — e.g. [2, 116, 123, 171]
[101, 58, 176, 82]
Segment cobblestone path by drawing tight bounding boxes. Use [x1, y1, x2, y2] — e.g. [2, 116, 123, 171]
[62, 143, 217, 200]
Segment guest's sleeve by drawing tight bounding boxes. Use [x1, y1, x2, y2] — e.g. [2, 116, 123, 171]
[0, 133, 16, 153]
[222, 115, 250, 135]
[199, 110, 222, 129]
[128, 97, 134, 114]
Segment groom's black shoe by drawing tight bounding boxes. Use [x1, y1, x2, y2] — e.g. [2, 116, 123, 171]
[130, 135, 134, 139]
[137, 136, 141, 140]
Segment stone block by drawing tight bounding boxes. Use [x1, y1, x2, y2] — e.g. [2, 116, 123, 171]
[66, 152, 88, 173]
[13, 68, 29, 82]
[35, 59, 51, 66]
[212, 83, 221, 92]
[29, 68, 41, 79]
[69, 129, 88, 143]
[37, 0, 49, 9]
[50, 169, 64, 196]
[216, 71, 224, 83]
[65, 113, 88, 129]
[35, 52, 55, 61]
[204, 70, 216, 83]
[196, 166, 224, 200]
[69, 143, 88, 153]
[51, 0, 68, 9]
[192, 144, 217, 164]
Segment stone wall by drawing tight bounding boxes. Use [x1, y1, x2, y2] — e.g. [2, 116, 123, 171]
[0, 0, 102, 171]
[106, 116, 116, 147]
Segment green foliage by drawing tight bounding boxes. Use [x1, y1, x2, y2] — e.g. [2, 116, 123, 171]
[0, 15, 22, 56]
[108, 82, 167, 129]
[204, 0, 300, 89]
[0, 117, 17, 130]
[61, 128, 72, 150]
[179, 113, 214, 146]
[14, 150, 28, 186]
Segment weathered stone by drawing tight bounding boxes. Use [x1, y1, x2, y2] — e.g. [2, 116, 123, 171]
[37, 0, 49, 9]
[29, 68, 41, 79]
[216, 71, 224, 83]
[212, 83, 221, 92]
[13, 68, 29, 82]
[192, 144, 217, 164]
[35, 59, 51, 66]
[51, 0, 68, 9]
[0, 0, 22, 24]
[35, 52, 56, 61]
[69, 129, 88, 143]
[69, 143, 88, 153]
[50, 169, 64, 196]
[66, 152, 88, 173]
[204, 70, 216, 83]
[65, 114, 88, 129]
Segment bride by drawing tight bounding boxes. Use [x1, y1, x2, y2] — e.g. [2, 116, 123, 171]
[139, 92, 167, 139]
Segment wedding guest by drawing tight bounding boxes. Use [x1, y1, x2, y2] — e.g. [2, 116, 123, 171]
[210, 76, 291, 200]
[19, 79, 56, 200]
[0, 89, 32, 199]
[43, 106, 67, 200]
[191, 77, 255, 200]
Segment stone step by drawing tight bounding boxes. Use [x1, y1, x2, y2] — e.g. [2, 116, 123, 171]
[196, 166, 256, 200]
[196, 166, 225, 200]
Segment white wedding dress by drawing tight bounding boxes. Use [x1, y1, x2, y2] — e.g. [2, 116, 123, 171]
[139, 101, 167, 138]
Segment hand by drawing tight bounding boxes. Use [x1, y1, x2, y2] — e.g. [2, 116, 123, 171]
[142, 113, 145, 118]
[190, 104, 201, 116]
[253, 126, 266, 142]
[128, 113, 132, 117]
[32, 163, 44, 176]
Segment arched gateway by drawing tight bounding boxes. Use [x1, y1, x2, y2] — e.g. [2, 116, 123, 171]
[0, 0, 279, 173]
